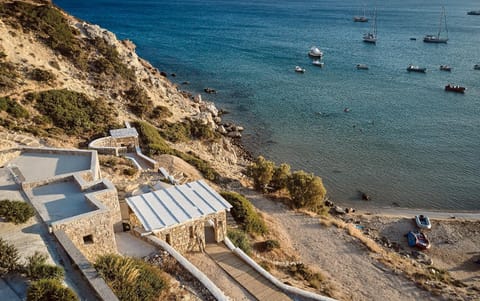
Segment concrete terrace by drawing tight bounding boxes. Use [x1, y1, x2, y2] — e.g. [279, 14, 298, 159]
[29, 181, 98, 223]
[11, 151, 92, 182]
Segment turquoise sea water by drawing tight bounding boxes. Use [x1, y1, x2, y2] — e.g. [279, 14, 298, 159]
[54, 0, 480, 210]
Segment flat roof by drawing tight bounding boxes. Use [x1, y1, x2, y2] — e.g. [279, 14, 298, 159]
[110, 128, 138, 139]
[126, 180, 232, 233]
[11, 152, 91, 182]
[30, 181, 97, 223]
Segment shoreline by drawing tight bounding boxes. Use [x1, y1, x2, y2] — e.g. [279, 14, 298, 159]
[170, 76, 480, 216]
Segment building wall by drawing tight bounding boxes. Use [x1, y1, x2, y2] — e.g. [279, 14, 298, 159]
[152, 211, 228, 254]
[52, 210, 117, 262]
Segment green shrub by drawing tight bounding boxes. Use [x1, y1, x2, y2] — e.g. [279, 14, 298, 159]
[0, 199, 35, 224]
[25, 252, 64, 281]
[221, 191, 267, 235]
[27, 89, 113, 135]
[134, 121, 220, 182]
[271, 163, 291, 191]
[0, 61, 17, 92]
[0, 97, 29, 119]
[246, 156, 275, 192]
[123, 168, 137, 176]
[227, 229, 251, 255]
[125, 86, 152, 117]
[264, 239, 280, 252]
[286, 171, 327, 210]
[26, 279, 77, 301]
[133, 121, 172, 155]
[160, 122, 191, 142]
[189, 119, 218, 140]
[0, 238, 20, 276]
[95, 254, 169, 301]
[28, 68, 55, 83]
[176, 151, 219, 182]
[91, 37, 134, 80]
[149, 105, 172, 120]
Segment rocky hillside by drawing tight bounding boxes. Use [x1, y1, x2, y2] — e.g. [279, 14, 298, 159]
[0, 0, 247, 180]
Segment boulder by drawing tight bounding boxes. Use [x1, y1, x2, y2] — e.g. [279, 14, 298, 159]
[227, 131, 242, 138]
[217, 125, 227, 135]
[193, 94, 202, 103]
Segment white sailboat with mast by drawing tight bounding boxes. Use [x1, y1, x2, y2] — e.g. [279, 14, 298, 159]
[424, 6, 448, 43]
[363, 8, 377, 44]
[353, 6, 369, 22]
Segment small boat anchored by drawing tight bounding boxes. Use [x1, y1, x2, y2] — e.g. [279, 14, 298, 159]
[312, 59, 324, 67]
[445, 84, 466, 93]
[415, 215, 432, 230]
[424, 6, 448, 43]
[467, 10, 480, 15]
[439, 65, 451, 71]
[308, 46, 324, 58]
[474, 64, 480, 70]
[407, 231, 431, 250]
[295, 66, 305, 73]
[356, 64, 369, 70]
[407, 65, 426, 73]
[363, 8, 377, 44]
[353, 6, 369, 22]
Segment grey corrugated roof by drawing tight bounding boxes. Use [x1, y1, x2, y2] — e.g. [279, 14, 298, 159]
[110, 128, 138, 138]
[126, 180, 232, 233]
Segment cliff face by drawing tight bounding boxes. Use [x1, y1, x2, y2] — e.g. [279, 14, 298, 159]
[0, 0, 246, 179]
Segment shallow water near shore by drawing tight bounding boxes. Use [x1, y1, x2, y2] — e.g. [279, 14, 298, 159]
[55, 0, 480, 210]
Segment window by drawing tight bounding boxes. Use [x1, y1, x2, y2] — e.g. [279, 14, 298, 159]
[83, 234, 94, 245]
[189, 226, 194, 238]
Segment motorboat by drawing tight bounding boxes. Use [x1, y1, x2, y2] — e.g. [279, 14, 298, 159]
[308, 46, 324, 58]
[445, 84, 466, 93]
[415, 215, 432, 229]
[407, 231, 431, 250]
[424, 7, 448, 43]
[295, 66, 305, 73]
[356, 64, 369, 70]
[407, 65, 426, 73]
[410, 37, 417, 41]
[312, 59, 324, 67]
[474, 64, 480, 70]
[439, 65, 451, 71]
[467, 10, 480, 15]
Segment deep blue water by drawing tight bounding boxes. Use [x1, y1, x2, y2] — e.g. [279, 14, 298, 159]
[54, 0, 480, 210]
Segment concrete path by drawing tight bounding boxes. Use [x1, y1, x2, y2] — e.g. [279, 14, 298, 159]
[206, 243, 291, 301]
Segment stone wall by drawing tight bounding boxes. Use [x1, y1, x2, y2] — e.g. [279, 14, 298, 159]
[153, 211, 228, 254]
[52, 209, 117, 262]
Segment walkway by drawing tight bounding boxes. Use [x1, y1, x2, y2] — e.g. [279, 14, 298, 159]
[205, 243, 291, 301]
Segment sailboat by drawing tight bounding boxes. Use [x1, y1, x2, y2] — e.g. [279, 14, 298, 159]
[363, 8, 377, 44]
[424, 7, 448, 43]
[353, 7, 369, 22]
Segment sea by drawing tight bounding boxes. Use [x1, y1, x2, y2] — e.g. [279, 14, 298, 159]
[54, 0, 480, 211]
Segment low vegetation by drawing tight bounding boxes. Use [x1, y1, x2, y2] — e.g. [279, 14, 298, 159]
[0, 97, 30, 119]
[28, 68, 56, 83]
[24, 252, 64, 281]
[0, 199, 35, 224]
[94, 254, 169, 301]
[0, 238, 20, 276]
[159, 119, 219, 142]
[125, 85, 153, 118]
[0, 59, 18, 92]
[227, 228, 252, 255]
[90, 37, 135, 80]
[26, 89, 114, 136]
[282, 263, 326, 290]
[0, 1, 88, 70]
[221, 191, 267, 235]
[133, 121, 220, 181]
[26, 279, 78, 301]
